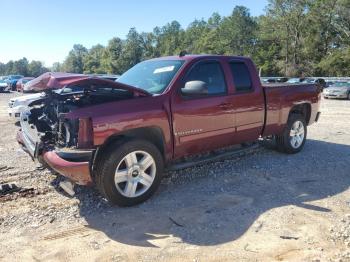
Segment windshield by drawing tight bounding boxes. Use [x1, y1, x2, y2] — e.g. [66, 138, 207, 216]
[331, 82, 349, 88]
[117, 60, 185, 94]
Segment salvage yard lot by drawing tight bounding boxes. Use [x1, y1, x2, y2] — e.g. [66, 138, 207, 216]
[0, 92, 349, 261]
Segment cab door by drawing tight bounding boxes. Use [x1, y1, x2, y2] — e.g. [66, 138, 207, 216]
[171, 60, 236, 158]
[227, 60, 265, 142]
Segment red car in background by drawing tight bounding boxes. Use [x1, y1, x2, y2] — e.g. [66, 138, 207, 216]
[16, 77, 35, 92]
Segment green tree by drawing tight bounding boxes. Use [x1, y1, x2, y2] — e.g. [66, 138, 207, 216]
[3, 3, 350, 77]
[118, 28, 144, 72]
[101, 37, 124, 74]
[62, 44, 88, 73]
[155, 21, 185, 56]
[183, 19, 209, 54]
[83, 44, 106, 74]
[140, 32, 157, 59]
[263, 0, 310, 76]
[0, 63, 6, 75]
[51, 62, 62, 72]
[318, 48, 350, 76]
[5, 61, 15, 75]
[254, 15, 283, 76]
[28, 61, 49, 77]
[13, 58, 29, 76]
[198, 13, 225, 54]
[218, 6, 258, 56]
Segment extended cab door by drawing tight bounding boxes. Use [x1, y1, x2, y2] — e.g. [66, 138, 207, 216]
[227, 60, 265, 141]
[171, 59, 236, 158]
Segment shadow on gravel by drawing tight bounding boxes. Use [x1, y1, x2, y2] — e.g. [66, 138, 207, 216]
[77, 139, 350, 247]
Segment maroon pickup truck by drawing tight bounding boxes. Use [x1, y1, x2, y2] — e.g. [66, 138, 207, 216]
[17, 55, 321, 206]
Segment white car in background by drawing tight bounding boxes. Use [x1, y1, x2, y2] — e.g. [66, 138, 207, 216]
[0, 80, 9, 92]
[323, 82, 350, 99]
[8, 93, 44, 120]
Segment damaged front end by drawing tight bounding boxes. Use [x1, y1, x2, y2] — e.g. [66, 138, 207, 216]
[17, 90, 96, 185]
[17, 77, 149, 185]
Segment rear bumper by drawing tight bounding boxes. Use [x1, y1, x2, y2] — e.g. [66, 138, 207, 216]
[17, 130, 94, 186]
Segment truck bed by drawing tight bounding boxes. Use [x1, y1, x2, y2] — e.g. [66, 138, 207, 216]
[262, 82, 315, 88]
[262, 83, 321, 136]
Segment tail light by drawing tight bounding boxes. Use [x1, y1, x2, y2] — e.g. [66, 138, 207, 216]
[77, 118, 93, 148]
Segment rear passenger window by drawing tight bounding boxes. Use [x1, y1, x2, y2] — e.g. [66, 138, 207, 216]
[229, 62, 253, 92]
[186, 62, 226, 95]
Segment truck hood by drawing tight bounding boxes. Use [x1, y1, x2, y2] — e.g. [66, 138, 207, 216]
[24, 72, 151, 97]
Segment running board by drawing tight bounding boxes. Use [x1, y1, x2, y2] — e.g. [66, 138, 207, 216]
[166, 143, 260, 172]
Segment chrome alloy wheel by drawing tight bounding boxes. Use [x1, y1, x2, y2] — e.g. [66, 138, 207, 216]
[289, 120, 305, 149]
[114, 151, 156, 198]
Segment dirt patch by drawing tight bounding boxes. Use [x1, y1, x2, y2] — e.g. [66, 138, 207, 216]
[0, 92, 349, 261]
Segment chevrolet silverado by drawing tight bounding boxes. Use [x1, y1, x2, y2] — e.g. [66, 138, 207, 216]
[17, 55, 321, 206]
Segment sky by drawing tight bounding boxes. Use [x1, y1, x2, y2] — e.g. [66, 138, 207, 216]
[0, 0, 268, 67]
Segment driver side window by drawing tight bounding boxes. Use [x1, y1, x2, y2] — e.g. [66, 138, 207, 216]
[186, 62, 227, 95]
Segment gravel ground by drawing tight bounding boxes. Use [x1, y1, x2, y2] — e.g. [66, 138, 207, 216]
[0, 92, 349, 261]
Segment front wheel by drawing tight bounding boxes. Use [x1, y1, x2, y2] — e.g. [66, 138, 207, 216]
[276, 114, 307, 154]
[95, 139, 164, 206]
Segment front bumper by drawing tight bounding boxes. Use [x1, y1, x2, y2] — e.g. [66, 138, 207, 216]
[43, 151, 93, 186]
[17, 130, 94, 186]
[8, 107, 21, 120]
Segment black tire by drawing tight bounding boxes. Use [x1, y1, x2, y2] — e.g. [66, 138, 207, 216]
[347, 93, 350, 100]
[276, 114, 307, 154]
[95, 139, 164, 206]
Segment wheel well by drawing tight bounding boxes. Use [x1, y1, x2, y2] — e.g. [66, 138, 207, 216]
[96, 127, 166, 160]
[289, 104, 311, 124]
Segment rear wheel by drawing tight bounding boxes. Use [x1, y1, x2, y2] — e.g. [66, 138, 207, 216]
[95, 139, 164, 206]
[276, 114, 307, 154]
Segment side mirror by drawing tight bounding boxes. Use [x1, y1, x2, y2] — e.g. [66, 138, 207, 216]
[181, 80, 208, 96]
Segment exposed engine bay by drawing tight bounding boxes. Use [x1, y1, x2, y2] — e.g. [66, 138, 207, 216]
[22, 85, 135, 151]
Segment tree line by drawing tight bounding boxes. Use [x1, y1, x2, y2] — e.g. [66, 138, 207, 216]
[1, 0, 349, 77]
[0, 58, 49, 77]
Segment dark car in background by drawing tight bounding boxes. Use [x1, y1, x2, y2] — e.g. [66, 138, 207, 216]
[6, 75, 24, 91]
[16, 77, 35, 92]
[286, 78, 326, 91]
[302, 78, 326, 91]
[261, 77, 288, 83]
